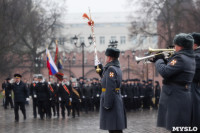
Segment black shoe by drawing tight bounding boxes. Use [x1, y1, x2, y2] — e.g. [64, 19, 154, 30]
[15, 119, 19, 122]
[24, 116, 26, 120]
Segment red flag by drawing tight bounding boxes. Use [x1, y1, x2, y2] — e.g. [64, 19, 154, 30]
[54, 40, 64, 80]
[54, 40, 58, 63]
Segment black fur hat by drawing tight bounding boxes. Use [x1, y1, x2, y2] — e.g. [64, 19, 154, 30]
[105, 48, 120, 58]
[173, 33, 194, 49]
[191, 32, 200, 46]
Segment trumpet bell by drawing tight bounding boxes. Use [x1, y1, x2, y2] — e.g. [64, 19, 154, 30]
[135, 54, 156, 63]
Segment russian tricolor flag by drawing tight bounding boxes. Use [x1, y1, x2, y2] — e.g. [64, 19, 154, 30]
[46, 48, 58, 75]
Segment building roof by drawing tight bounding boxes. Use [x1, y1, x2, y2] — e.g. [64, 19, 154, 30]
[62, 12, 132, 24]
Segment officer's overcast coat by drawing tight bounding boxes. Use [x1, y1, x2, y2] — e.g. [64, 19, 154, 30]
[191, 48, 200, 128]
[155, 50, 195, 131]
[100, 60, 127, 130]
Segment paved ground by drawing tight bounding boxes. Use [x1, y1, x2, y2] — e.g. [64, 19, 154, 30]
[0, 101, 170, 133]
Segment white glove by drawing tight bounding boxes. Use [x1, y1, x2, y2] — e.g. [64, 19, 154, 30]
[69, 98, 72, 102]
[34, 95, 37, 98]
[82, 96, 85, 98]
[121, 95, 124, 98]
[49, 98, 52, 101]
[124, 95, 127, 97]
[26, 98, 30, 101]
[57, 84, 60, 87]
[48, 82, 51, 85]
[9, 94, 11, 97]
[96, 94, 99, 97]
[59, 97, 61, 101]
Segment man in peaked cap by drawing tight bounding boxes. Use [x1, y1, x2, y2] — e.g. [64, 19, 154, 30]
[191, 32, 200, 129]
[4, 78, 14, 109]
[96, 42, 127, 133]
[151, 33, 195, 131]
[12, 74, 29, 122]
[30, 75, 38, 118]
[71, 78, 81, 118]
[58, 75, 71, 118]
[35, 75, 50, 119]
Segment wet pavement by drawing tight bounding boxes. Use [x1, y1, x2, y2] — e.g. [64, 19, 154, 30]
[0, 101, 170, 133]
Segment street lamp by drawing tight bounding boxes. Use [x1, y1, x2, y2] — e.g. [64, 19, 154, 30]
[35, 54, 44, 73]
[121, 50, 136, 80]
[62, 51, 73, 76]
[72, 35, 93, 79]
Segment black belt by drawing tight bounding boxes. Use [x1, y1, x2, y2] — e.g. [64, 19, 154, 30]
[192, 81, 200, 86]
[193, 80, 200, 84]
[163, 80, 190, 89]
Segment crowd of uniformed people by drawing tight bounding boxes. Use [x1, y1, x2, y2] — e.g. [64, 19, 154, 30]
[1, 32, 200, 132]
[1, 73, 161, 121]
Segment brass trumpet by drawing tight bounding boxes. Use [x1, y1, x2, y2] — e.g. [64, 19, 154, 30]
[148, 47, 175, 53]
[135, 47, 175, 63]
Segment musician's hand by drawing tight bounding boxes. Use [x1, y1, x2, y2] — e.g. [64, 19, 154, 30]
[151, 54, 165, 63]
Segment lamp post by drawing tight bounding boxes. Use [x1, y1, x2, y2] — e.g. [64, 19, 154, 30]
[63, 51, 74, 77]
[72, 35, 93, 79]
[35, 54, 44, 73]
[121, 50, 136, 80]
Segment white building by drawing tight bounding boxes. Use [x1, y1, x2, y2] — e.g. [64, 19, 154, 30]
[55, 12, 158, 52]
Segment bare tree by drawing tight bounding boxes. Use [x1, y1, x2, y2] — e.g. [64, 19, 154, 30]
[128, 0, 200, 48]
[0, 0, 65, 76]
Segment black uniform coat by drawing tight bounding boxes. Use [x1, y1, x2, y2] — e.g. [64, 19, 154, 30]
[71, 87, 81, 103]
[155, 49, 195, 131]
[36, 82, 50, 101]
[58, 83, 71, 103]
[191, 48, 200, 128]
[155, 84, 161, 98]
[100, 60, 127, 130]
[30, 82, 38, 99]
[12, 81, 28, 103]
[4, 82, 12, 97]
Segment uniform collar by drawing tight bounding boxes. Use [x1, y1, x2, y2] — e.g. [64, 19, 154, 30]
[104, 59, 120, 69]
[16, 81, 21, 85]
[174, 49, 195, 58]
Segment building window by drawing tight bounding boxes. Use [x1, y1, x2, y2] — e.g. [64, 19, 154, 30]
[120, 36, 126, 44]
[59, 37, 65, 45]
[111, 36, 116, 41]
[80, 37, 84, 43]
[100, 36, 105, 45]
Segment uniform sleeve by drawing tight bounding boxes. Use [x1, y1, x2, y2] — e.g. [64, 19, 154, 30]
[155, 55, 184, 79]
[103, 67, 117, 109]
[24, 84, 29, 98]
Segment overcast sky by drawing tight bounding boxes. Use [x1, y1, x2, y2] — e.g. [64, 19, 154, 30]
[65, 0, 131, 13]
